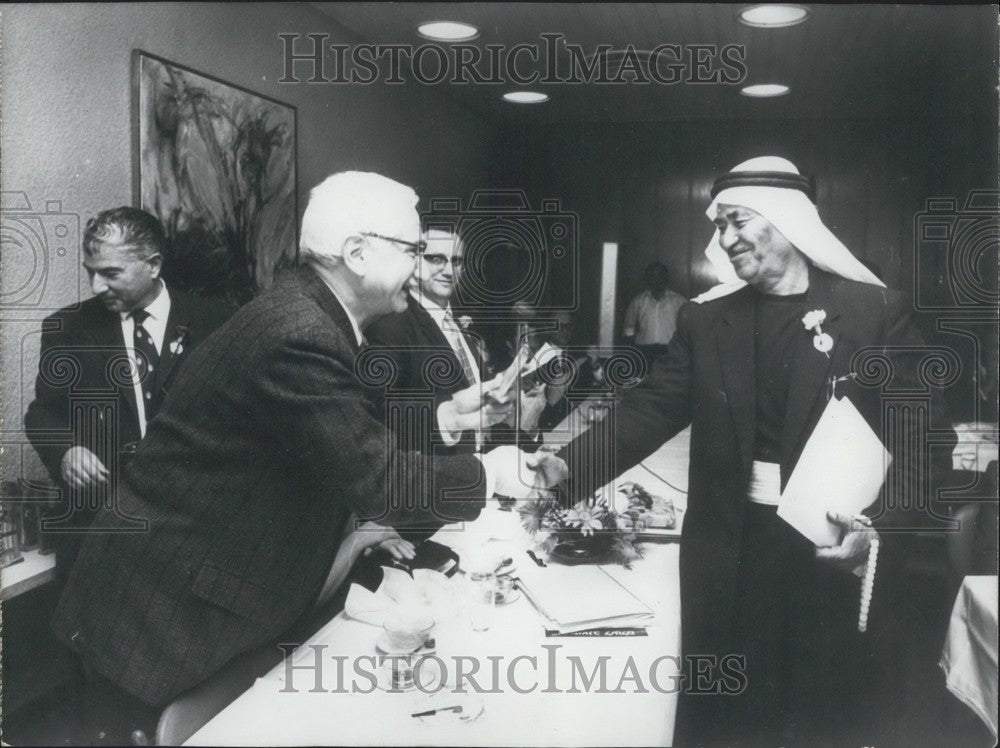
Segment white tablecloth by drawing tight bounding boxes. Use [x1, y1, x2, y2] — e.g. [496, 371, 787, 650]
[187, 432, 690, 746]
[940, 575, 999, 737]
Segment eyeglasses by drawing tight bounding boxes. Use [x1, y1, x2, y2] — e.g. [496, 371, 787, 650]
[420, 254, 464, 269]
[361, 232, 427, 258]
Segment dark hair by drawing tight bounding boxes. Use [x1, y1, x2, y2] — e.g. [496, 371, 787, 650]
[646, 262, 669, 280]
[83, 207, 167, 261]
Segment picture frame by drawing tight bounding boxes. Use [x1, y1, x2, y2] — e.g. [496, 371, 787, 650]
[132, 50, 298, 305]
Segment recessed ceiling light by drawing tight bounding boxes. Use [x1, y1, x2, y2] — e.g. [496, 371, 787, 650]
[739, 5, 809, 28]
[417, 21, 479, 42]
[740, 83, 790, 98]
[502, 91, 549, 104]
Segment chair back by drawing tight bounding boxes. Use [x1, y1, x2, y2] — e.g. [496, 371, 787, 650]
[155, 646, 282, 745]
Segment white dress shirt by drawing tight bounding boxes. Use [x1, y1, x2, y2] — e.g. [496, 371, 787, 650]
[316, 275, 366, 346]
[119, 282, 171, 436]
[411, 289, 488, 448]
[410, 289, 481, 386]
[623, 288, 687, 345]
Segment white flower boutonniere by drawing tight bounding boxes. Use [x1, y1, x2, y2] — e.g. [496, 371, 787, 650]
[168, 325, 190, 357]
[802, 309, 833, 357]
[457, 315, 472, 330]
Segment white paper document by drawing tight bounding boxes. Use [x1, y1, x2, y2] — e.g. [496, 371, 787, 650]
[516, 558, 653, 631]
[493, 342, 563, 402]
[777, 396, 892, 547]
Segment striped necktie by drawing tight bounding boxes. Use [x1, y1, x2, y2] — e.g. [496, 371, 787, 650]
[443, 312, 478, 386]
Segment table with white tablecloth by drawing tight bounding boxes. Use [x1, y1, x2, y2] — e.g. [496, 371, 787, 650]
[186, 431, 691, 746]
[940, 575, 999, 739]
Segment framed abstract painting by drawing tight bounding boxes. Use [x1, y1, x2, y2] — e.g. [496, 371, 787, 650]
[133, 50, 298, 305]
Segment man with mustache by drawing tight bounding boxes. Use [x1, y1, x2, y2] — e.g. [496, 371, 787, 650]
[25, 206, 230, 586]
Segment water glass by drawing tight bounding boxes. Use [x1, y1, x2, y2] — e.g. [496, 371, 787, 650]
[467, 571, 496, 631]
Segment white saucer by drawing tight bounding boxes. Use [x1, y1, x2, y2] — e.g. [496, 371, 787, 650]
[375, 632, 427, 655]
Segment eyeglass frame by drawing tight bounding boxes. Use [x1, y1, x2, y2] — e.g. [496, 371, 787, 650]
[360, 232, 427, 257]
[419, 253, 465, 269]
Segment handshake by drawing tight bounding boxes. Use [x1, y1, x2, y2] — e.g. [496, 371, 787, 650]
[478, 445, 568, 500]
[437, 372, 568, 498]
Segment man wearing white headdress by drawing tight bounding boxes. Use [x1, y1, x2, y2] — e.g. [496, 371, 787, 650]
[548, 157, 951, 746]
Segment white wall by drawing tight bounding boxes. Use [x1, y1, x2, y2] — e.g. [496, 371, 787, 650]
[1, 2, 492, 480]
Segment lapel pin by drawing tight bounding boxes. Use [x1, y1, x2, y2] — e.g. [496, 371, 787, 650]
[802, 309, 832, 358]
[168, 325, 191, 357]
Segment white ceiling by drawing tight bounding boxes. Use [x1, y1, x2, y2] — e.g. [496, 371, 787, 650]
[312, 3, 998, 124]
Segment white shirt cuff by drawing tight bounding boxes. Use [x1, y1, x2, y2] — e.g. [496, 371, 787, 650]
[474, 452, 496, 497]
[436, 401, 463, 446]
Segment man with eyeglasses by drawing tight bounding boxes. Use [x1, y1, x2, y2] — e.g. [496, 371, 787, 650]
[368, 227, 510, 458]
[49, 172, 560, 742]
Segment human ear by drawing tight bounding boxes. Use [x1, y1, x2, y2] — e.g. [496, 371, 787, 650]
[341, 235, 367, 276]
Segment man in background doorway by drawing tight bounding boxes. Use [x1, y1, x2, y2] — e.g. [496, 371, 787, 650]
[622, 261, 687, 365]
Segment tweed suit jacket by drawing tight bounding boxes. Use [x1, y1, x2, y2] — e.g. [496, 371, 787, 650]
[559, 267, 952, 657]
[51, 266, 487, 706]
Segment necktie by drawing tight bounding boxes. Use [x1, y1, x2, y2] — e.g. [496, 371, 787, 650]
[131, 308, 160, 416]
[443, 313, 478, 386]
[443, 312, 485, 451]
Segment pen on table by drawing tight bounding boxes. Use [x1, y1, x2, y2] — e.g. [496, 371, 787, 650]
[411, 705, 463, 718]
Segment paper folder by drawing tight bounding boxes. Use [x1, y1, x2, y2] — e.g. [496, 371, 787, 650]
[777, 396, 891, 547]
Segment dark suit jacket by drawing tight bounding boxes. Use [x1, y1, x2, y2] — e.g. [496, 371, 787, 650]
[50, 266, 488, 706]
[365, 293, 485, 458]
[24, 289, 230, 554]
[560, 268, 952, 657]
[25, 290, 231, 480]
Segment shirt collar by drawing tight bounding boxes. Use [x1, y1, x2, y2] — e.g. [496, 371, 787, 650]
[410, 288, 452, 321]
[315, 274, 365, 346]
[121, 281, 170, 321]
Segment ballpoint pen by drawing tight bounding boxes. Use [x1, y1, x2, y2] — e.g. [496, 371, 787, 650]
[411, 705, 463, 718]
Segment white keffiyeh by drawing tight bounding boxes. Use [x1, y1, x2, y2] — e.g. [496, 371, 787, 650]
[694, 156, 885, 303]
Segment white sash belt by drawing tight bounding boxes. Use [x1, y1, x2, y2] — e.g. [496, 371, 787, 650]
[748, 461, 781, 506]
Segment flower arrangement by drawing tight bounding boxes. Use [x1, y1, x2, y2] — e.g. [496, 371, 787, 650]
[518, 492, 644, 568]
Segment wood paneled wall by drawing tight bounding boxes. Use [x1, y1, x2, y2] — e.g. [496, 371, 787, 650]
[489, 116, 997, 346]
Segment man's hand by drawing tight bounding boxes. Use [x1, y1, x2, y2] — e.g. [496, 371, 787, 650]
[815, 511, 877, 574]
[526, 448, 569, 490]
[60, 446, 109, 489]
[504, 382, 548, 434]
[452, 373, 505, 413]
[439, 375, 513, 435]
[355, 521, 416, 562]
[478, 445, 556, 499]
[477, 445, 569, 503]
